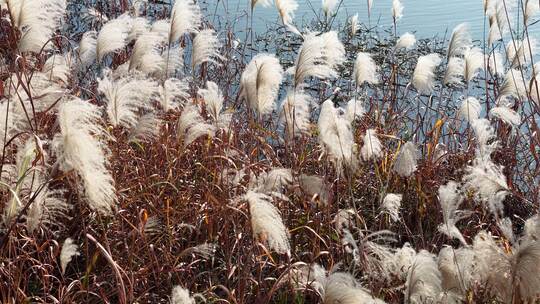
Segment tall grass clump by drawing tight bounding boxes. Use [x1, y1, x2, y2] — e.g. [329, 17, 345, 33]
[2, 0, 540, 302]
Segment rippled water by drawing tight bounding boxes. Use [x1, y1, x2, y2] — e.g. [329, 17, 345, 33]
[206, 0, 538, 40]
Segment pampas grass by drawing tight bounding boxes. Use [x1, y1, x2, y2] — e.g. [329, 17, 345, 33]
[78, 31, 98, 68]
[443, 57, 464, 86]
[318, 99, 357, 173]
[353, 52, 379, 86]
[489, 106, 520, 126]
[395, 32, 416, 50]
[438, 181, 469, 245]
[279, 90, 312, 139]
[240, 53, 284, 117]
[360, 129, 382, 161]
[96, 14, 133, 61]
[393, 141, 418, 177]
[244, 190, 290, 254]
[169, 0, 202, 43]
[292, 31, 345, 88]
[459, 96, 482, 122]
[392, 0, 403, 21]
[52, 97, 116, 214]
[97, 71, 159, 128]
[447, 23, 471, 59]
[349, 14, 359, 37]
[12, 0, 66, 53]
[191, 29, 222, 70]
[405, 250, 442, 303]
[275, 0, 299, 34]
[60, 238, 79, 274]
[381, 193, 402, 222]
[412, 53, 442, 94]
[159, 78, 189, 111]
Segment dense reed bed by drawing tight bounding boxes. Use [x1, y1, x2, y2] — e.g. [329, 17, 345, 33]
[1, 0, 540, 302]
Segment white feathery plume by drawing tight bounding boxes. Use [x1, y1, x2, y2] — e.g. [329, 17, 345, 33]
[199, 81, 225, 123]
[459, 96, 481, 122]
[323, 272, 387, 304]
[53, 97, 116, 214]
[447, 23, 472, 59]
[464, 47, 485, 84]
[405, 250, 443, 304]
[486, 51, 504, 76]
[129, 31, 167, 74]
[169, 0, 202, 43]
[159, 78, 189, 111]
[128, 17, 149, 42]
[318, 99, 357, 173]
[463, 157, 509, 217]
[151, 19, 171, 39]
[96, 13, 133, 61]
[2, 138, 41, 223]
[251, 0, 272, 9]
[412, 53, 442, 94]
[393, 141, 418, 177]
[13, 0, 66, 53]
[177, 103, 216, 147]
[275, 0, 300, 35]
[43, 53, 71, 84]
[298, 174, 332, 205]
[349, 14, 359, 37]
[240, 53, 284, 116]
[506, 38, 537, 68]
[392, 0, 403, 21]
[498, 69, 527, 100]
[437, 181, 470, 245]
[60, 238, 79, 274]
[25, 165, 70, 232]
[252, 168, 293, 196]
[367, 0, 373, 17]
[78, 31, 97, 68]
[525, 0, 540, 24]
[360, 129, 382, 161]
[498, 217, 515, 243]
[292, 31, 345, 88]
[322, 0, 338, 16]
[489, 106, 520, 126]
[353, 52, 379, 86]
[170, 286, 195, 304]
[509, 241, 540, 302]
[523, 215, 540, 242]
[395, 32, 416, 50]
[243, 190, 290, 254]
[344, 98, 365, 123]
[191, 29, 222, 69]
[381, 193, 402, 222]
[488, 13, 503, 45]
[443, 57, 464, 86]
[530, 72, 540, 105]
[472, 230, 512, 301]
[97, 71, 159, 128]
[128, 113, 161, 143]
[386, 243, 416, 280]
[470, 118, 497, 158]
[279, 90, 312, 139]
[437, 246, 475, 294]
[10, 71, 65, 112]
[161, 45, 184, 77]
[334, 211, 354, 232]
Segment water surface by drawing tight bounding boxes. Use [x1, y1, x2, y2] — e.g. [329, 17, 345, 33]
[207, 0, 539, 41]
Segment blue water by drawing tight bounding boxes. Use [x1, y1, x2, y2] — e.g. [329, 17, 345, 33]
[206, 0, 539, 41]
